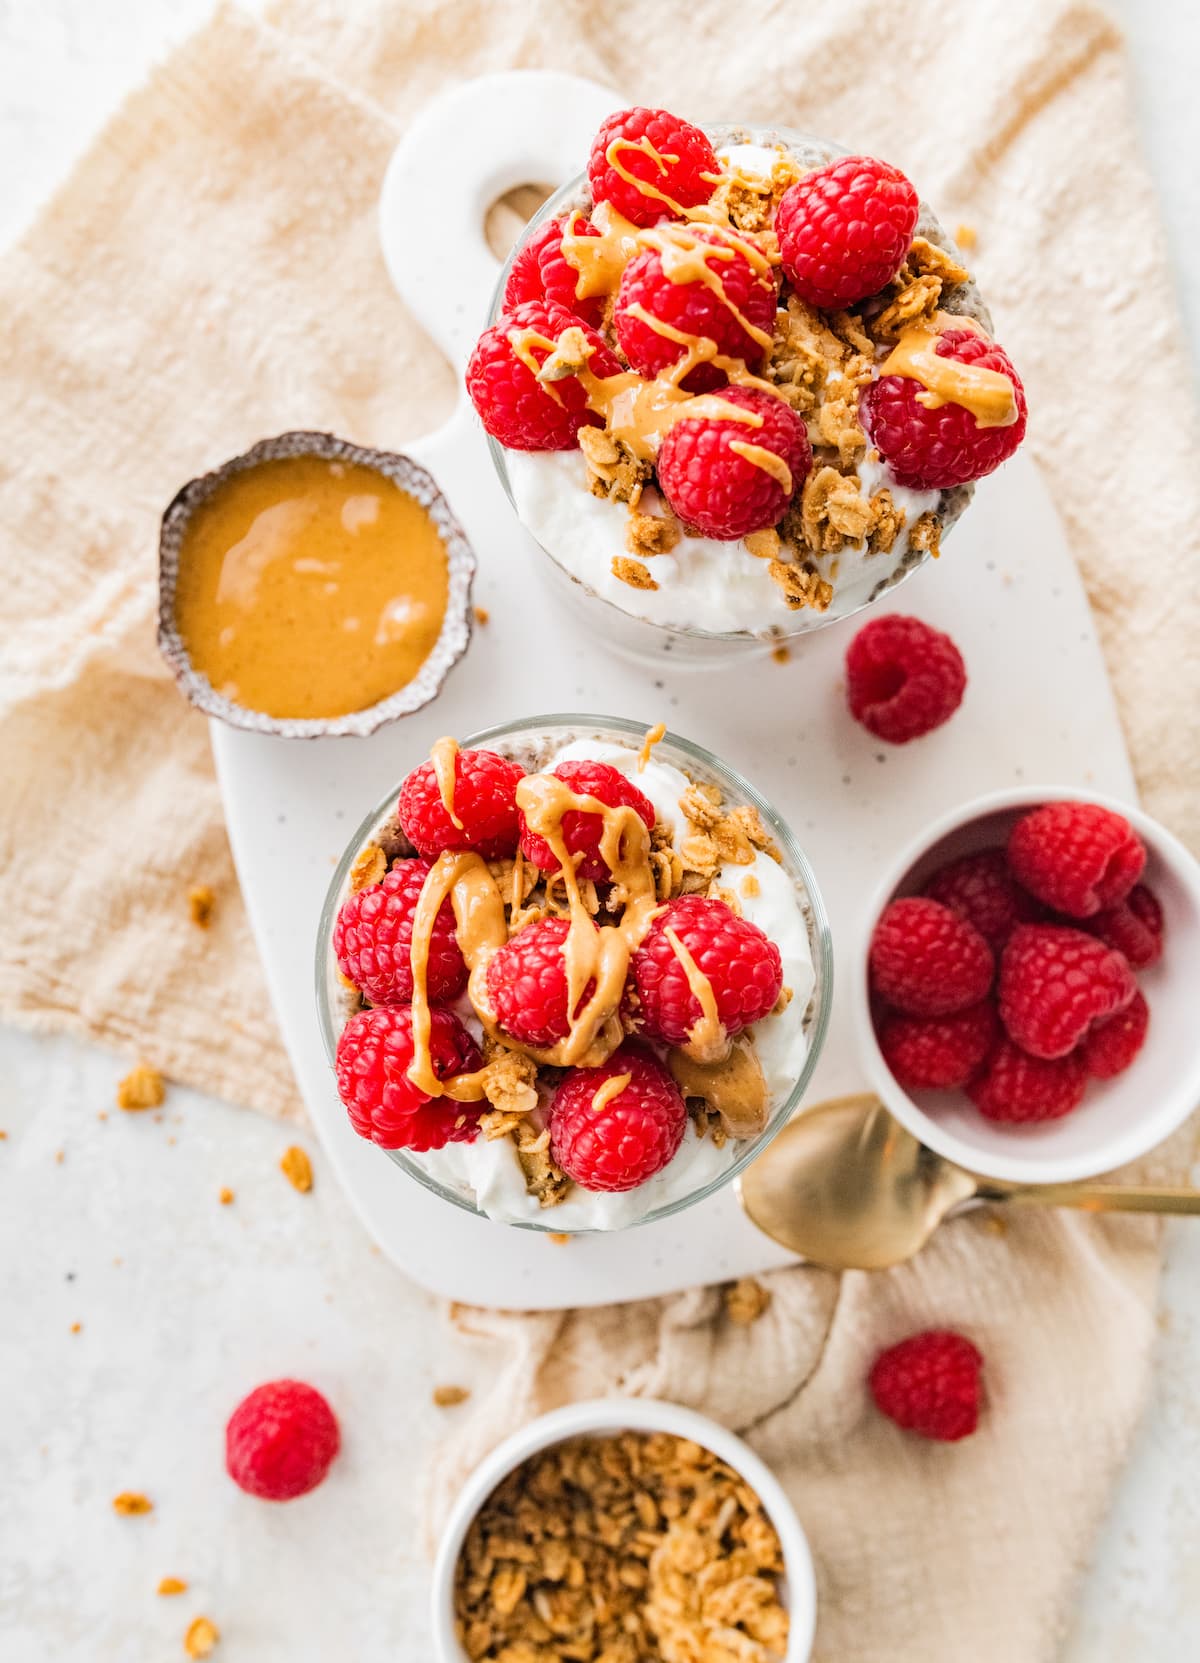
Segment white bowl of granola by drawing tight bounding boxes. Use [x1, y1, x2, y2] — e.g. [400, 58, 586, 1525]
[316, 715, 832, 1233]
[431, 1397, 816, 1662]
[469, 110, 1025, 664]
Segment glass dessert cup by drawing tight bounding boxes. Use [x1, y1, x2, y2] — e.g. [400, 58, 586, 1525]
[484, 124, 987, 667]
[316, 713, 833, 1232]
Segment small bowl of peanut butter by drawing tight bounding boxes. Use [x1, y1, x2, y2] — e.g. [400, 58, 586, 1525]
[158, 431, 475, 737]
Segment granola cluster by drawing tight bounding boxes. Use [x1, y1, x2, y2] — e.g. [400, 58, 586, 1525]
[453, 1432, 789, 1663]
[336, 750, 788, 1210]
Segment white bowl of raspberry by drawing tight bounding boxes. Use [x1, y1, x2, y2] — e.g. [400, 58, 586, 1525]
[316, 714, 832, 1231]
[467, 105, 1028, 664]
[430, 1397, 816, 1663]
[851, 786, 1200, 1185]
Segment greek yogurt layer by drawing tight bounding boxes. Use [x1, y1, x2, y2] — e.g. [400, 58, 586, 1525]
[501, 137, 946, 639]
[407, 736, 815, 1229]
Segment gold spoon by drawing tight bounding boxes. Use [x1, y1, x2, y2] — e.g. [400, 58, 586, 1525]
[736, 1093, 1200, 1271]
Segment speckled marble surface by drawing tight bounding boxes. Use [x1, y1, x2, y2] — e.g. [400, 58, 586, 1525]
[2, 3, 1198, 1658]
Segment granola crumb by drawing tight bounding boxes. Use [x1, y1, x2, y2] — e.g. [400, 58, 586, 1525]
[280, 1145, 313, 1193]
[112, 1492, 153, 1516]
[725, 1277, 772, 1325]
[474, 606, 490, 625]
[772, 986, 794, 1015]
[187, 885, 215, 929]
[581, 425, 650, 505]
[955, 221, 978, 250]
[55, 1149, 65, 1165]
[981, 1212, 1009, 1237]
[116, 1063, 165, 1113]
[349, 843, 387, 892]
[612, 554, 658, 591]
[909, 510, 943, 559]
[433, 1384, 471, 1408]
[626, 510, 681, 558]
[157, 1578, 188, 1596]
[547, 1233, 572, 1245]
[741, 874, 761, 899]
[743, 526, 780, 560]
[184, 1616, 220, 1659]
[453, 1430, 788, 1660]
[218, 1187, 234, 1206]
[766, 558, 833, 613]
[771, 644, 789, 664]
[70, 1322, 82, 1334]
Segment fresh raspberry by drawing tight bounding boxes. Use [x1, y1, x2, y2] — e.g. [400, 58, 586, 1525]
[922, 848, 1042, 950]
[334, 1004, 483, 1151]
[503, 212, 602, 325]
[549, 1045, 687, 1192]
[1083, 884, 1164, 968]
[967, 1038, 1089, 1122]
[776, 155, 919, 310]
[518, 760, 655, 882]
[845, 614, 966, 744]
[861, 328, 1028, 489]
[485, 916, 597, 1049]
[587, 106, 719, 228]
[876, 1000, 999, 1091]
[398, 747, 526, 861]
[998, 924, 1137, 1060]
[614, 227, 778, 389]
[225, 1380, 340, 1501]
[464, 299, 620, 451]
[1007, 801, 1146, 919]
[868, 897, 993, 1017]
[868, 1330, 983, 1442]
[656, 386, 811, 540]
[1083, 989, 1150, 1079]
[629, 896, 783, 1046]
[333, 857, 465, 1007]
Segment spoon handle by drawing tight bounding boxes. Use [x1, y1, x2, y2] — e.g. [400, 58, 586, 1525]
[981, 1182, 1200, 1215]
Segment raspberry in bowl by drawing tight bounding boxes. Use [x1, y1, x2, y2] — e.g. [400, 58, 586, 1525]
[316, 716, 831, 1231]
[852, 787, 1200, 1184]
[470, 108, 1027, 663]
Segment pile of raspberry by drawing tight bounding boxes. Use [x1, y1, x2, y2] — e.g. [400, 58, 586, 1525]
[465, 104, 1027, 546]
[869, 801, 1162, 1122]
[331, 742, 786, 1195]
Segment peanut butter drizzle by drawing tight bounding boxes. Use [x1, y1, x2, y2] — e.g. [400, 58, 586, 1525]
[403, 750, 666, 1096]
[637, 224, 774, 353]
[637, 722, 666, 772]
[663, 926, 728, 1066]
[561, 203, 643, 300]
[879, 314, 1018, 429]
[605, 135, 689, 217]
[430, 735, 463, 829]
[728, 441, 792, 494]
[667, 1035, 768, 1138]
[591, 1073, 632, 1114]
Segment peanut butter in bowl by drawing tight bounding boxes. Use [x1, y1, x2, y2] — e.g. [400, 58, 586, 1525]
[158, 431, 475, 737]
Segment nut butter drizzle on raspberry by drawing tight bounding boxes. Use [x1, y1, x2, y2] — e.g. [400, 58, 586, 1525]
[879, 313, 1018, 428]
[429, 735, 463, 829]
[668, 1035, 769, 1137]
[404, 751, 665, 1096]
[604, 136, 692, 217]
[662, 925, 727, 1064]
[590, 1073, 632, 1114]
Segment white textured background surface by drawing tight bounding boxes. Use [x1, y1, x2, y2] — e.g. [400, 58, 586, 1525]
[1, 2, 1198, 1658]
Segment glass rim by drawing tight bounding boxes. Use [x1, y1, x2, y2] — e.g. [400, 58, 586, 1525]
[484, 121, 974, 646]
[315, 711, 834, 1233]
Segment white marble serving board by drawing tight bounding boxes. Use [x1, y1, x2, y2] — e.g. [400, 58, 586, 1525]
[212, 71, 1134, 1311]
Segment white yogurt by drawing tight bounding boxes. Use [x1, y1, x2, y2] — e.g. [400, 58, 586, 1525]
[408, 738, 814, 1229]
[502, 140, 940, 639]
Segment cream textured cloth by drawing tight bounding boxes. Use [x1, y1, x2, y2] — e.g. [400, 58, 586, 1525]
[1, 1, 1197, 1657]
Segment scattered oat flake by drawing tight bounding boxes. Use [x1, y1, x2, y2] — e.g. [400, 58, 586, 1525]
[474, 605, 490, 625]
[113, 1492, 153, 1516]
[955, 221, 978, 250]
[611, 554, 658, 591]
[433, 1384, 471, 1408]
[184, 1616, 219, 1658]
[280, 1145, 313, 1193]
[218, 1188, 234, 1206]
[70, 1322, 82, 1334]
[117, 1063, 165, 1112]
[771, 644, 789, 664]
[349, 843, 387, 892]
[158, 1577, 188, 1597]
[187, 885, 215, 928]
[55, 1150, 65, 1165]
[725, 1277, 772, 1324]
[548, 1232, 572, 1245]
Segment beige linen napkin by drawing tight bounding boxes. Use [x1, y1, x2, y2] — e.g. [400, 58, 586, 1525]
[1, 2, 1197, 1657]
